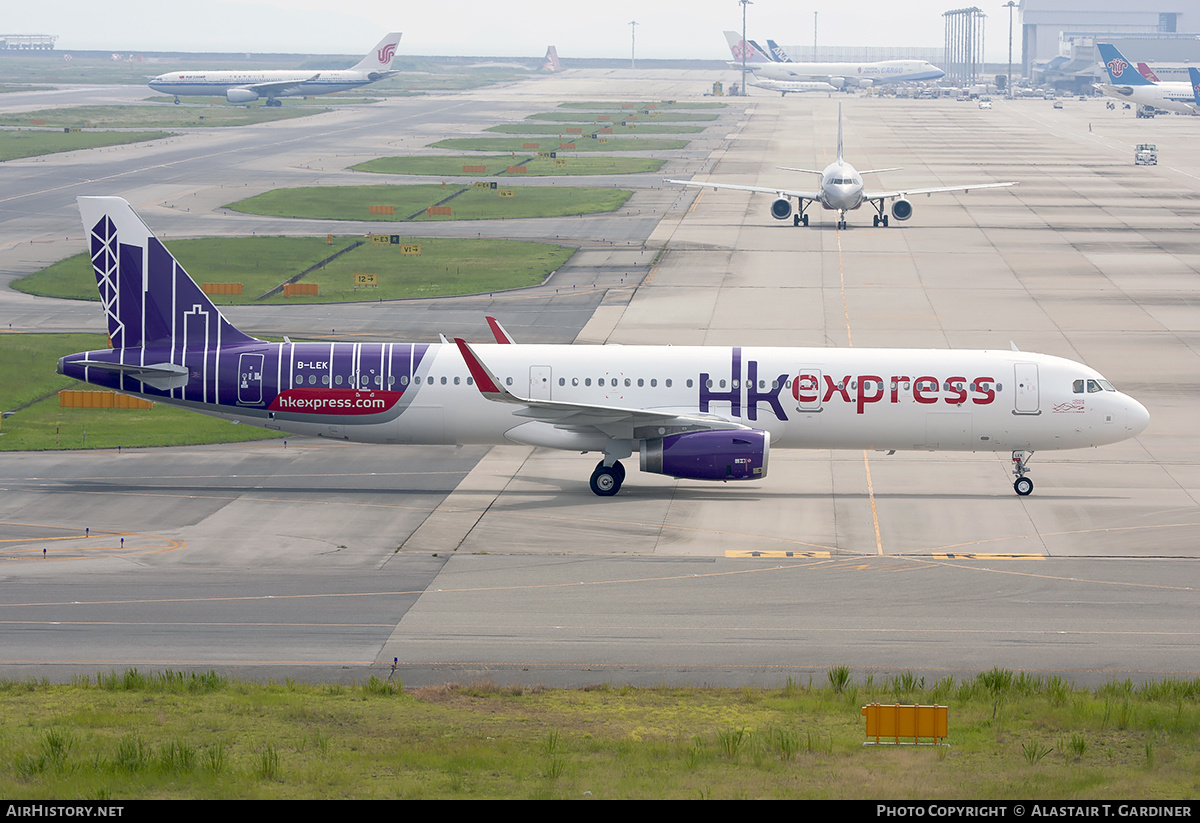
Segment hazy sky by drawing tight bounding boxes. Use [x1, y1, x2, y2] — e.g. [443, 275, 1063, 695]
[8, 1, 1017, 61]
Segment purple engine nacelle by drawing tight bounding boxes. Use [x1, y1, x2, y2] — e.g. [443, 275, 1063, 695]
[640, 430, 770, 482]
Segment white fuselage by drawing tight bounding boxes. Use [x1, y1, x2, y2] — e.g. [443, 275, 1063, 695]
[744, 59, 945, 87]
[1096, 81, 1198, 114]
[148, 69, 378, 98]
[154, 343, 1146, 456]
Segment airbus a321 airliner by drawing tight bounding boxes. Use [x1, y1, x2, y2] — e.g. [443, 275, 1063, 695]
[667, 106, 1017, 229]
[148, 32, 402, 106]
[59, 198, 1148, 497]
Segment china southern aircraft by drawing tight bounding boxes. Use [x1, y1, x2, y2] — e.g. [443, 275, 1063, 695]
[59, 198, 1148, 497]
[666, 106, 1017, 229]
[724, 31, 945, 88]
[148, 32, 401, 106]
[1095, 43, 1198, 115]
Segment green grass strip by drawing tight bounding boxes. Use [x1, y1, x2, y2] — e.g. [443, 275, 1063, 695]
[352, 155, 664, 177]
[527, 110, 719, 123]
[486, 123, 704, 135]
[430, 136, 688, 153]
[0, 105, 326, 129]
[14, 235, 575, 305]
[0, 130, 171, 162]
[224, 184, 632, 222]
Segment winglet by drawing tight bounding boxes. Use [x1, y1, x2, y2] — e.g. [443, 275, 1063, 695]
[486, 316, 515, 344]
[454, 338, 510, 401]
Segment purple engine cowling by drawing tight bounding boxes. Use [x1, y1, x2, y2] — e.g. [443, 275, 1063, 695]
[640, 430, 770, 482]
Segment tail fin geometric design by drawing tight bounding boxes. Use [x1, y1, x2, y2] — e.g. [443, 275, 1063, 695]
[78, 196, 256, 350]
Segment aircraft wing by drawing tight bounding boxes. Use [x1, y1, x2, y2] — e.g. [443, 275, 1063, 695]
[241, 74, 321, 97]
[454, 338, 749, 441]
[866, 181, 1018, 201]
[664, 178, 820, 201]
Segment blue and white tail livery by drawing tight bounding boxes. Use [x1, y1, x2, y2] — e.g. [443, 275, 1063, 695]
[60, 198, 1149, 497]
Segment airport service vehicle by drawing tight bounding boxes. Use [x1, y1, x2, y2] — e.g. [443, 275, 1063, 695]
[666, 105, 1017, 229]
[148, 32, 401, 106]
[1135, 144, 1158, 165]
[1095, 44, 1199, 116]
[59, 198, 1149, 498]
[723, 31, 945, 88]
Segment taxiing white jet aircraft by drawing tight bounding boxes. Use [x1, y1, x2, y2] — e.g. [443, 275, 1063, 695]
[59, 198, 1147, 497]
[1094, 43, 1198, 115]
[724, 32, 946, 88]
[667, 106, 1017, 228]
[148, 32, 402, 106]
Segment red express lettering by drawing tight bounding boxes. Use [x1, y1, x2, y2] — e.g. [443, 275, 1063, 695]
[795, 372, 997, 413]
[857, 375, 884, 413]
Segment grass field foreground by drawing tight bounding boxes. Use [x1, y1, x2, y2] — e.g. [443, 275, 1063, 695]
[1, 669, 1197, 799]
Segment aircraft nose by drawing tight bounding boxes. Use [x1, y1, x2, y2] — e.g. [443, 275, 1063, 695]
[1126, 396, 1151, 436]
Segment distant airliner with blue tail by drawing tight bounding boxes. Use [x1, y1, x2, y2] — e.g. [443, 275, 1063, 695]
[1095, 43, 1199, 115]
[148, 32, 401, 106]
[58, 198, 1148, 496]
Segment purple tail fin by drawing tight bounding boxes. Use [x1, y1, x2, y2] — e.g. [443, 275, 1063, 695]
[78, 196, 256, 350]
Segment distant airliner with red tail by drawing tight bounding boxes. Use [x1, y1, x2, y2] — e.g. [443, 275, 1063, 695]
[59, 198, 1149, 497]
[148, 32, 401, 106]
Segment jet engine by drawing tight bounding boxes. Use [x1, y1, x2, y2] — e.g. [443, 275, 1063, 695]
[890, 198, 914, 222]
[226, 88, 260, 103]
[855, 78, 875, 88]
[828, 77, 846, 89]
[770, 196, 794, 221]
[640, 430, 769, 482]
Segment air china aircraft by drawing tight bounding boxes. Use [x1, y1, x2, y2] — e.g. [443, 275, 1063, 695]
[148, 32, 401, 106]
[60, 198, 1148, 497]
[1095, 43, 1198, 115]
[666, 106, 1017, 229]
[724, 31, 946, 88]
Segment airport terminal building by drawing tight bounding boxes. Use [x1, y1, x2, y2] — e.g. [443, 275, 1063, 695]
[1019, 0, 1200, 90]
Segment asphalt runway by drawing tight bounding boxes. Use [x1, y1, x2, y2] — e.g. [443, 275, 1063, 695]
[1, 72, 1198, 688]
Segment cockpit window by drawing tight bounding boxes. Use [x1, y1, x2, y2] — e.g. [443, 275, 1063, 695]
[1073, 379, 1085, 394]
[1098, 379, 1115, 392]
[1087, 379, 1103, 393]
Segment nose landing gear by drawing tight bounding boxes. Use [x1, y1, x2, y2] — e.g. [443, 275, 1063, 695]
[1012, 450, 1034, 496]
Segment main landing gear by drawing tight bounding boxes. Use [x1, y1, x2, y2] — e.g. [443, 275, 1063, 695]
[1012, 450, 1034, 496]
[590, 459, 626, 496]
[872, 214, 890, 227]
[793, 212, 809, 227]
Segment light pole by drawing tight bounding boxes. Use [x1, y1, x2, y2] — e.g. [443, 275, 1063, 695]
[1004, 1, 1017, 99]
[629, 20, 637, 70]
[740, 0, 752, 96]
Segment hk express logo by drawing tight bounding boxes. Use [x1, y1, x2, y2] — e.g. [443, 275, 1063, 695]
[378, 43, 397, 63]
[697, 349, 998, 420]
[1107, 58, 1127, 78]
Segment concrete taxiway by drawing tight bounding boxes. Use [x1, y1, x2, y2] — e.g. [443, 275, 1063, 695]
[1, 74, 1198, 687]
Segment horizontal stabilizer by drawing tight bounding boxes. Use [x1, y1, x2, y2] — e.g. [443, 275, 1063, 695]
[76, 360, 190, 391]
